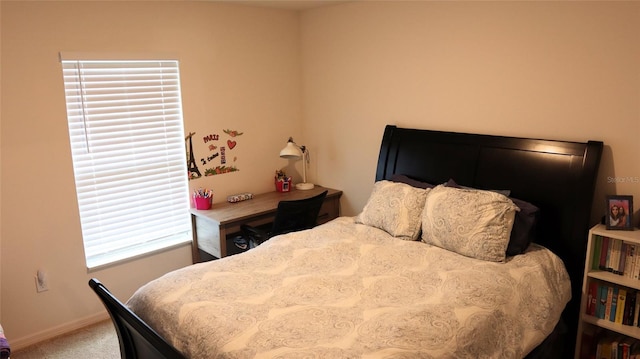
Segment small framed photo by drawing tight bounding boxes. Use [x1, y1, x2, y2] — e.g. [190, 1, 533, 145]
[606, 195, 634, 230]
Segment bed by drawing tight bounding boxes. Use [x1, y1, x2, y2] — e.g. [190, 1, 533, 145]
[126, 125, 603, 358]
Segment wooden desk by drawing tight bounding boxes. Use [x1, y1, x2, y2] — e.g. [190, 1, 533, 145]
[190, 186, 342, 263]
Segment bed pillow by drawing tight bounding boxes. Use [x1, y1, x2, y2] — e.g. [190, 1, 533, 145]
[445, 178, 511, 197]
[356, 180, 429, 240]
[506, 197, 539, 256]
[446, 179, 539, 256]
[390, 174, 436, 189]
[421, 185, 518, 262]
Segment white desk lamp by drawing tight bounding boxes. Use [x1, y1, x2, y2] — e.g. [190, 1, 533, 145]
[279, 137, 314, 190]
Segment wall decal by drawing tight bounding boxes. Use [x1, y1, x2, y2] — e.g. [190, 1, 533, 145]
[223, 129, 243, 137]
[187, 127, 244, 180]
[203, 134, 219, 143]
[201, 152, 220, 165]
[185, 132, 202, 180]
[205, 165, 239, 176]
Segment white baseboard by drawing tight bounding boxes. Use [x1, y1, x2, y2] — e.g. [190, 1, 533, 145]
[10, 312, 110, 351]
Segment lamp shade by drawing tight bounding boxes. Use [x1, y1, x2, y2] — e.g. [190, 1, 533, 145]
[279, 140, 302, 159]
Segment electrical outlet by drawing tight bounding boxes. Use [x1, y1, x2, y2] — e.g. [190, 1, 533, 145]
[35, 270, 48, 293]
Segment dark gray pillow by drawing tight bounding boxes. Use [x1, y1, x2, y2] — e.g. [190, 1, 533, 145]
[390, 174, 436, 189]
[506, 197, 539, 256]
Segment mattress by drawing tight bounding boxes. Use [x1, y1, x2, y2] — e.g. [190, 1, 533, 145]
[127, 217, 571, 358]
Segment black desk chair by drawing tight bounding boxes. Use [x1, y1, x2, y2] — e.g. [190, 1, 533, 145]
[239, 190, 328, 248]
[88, 278, 185, 359]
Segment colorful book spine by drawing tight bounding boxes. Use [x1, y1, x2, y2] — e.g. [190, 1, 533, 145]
[616, 288, 627, 324]
[602, 236, 610, 270]
[612, 239, 622, 274]
[608, 238, 614, 271]
[633, 245, 640, 279]
[598, 284, 608, 319]
[632, 291, 640, 327]
[587, 281, 598, 316]
[610, 287, 619, 321]
[619, 243, 628, 275]
[626, 244, 636, 278]
[599, 337, 613, 359]
[592, 237, 640, 278]
[604, 286, 614, 320]
[624, 290, 636, 326]
[593, 235, 603, 270]
[620, 243, 628, 276]
[621, 341, 631, 359]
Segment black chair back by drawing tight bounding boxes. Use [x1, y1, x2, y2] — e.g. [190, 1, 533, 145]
[240, 190, 328, 247]
[271, 190, 328, 236]
[88, 278, 185, 359]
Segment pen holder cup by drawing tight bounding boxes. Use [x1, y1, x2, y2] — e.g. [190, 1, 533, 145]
[193, 196, 212, 210]
[275, 179, 292, 193]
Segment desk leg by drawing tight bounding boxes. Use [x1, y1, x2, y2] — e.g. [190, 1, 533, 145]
[190, 214, 200, 264]
[219, 227, 228, 258]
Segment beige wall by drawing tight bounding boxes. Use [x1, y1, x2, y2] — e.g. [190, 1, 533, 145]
[301, 1, 640, 221]
[0, 0, 3, 324]
[1, 0, 639, 350]
[1, 1, 302, 347]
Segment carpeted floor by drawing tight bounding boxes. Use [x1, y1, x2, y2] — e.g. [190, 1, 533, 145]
[11, 320, 119, 359]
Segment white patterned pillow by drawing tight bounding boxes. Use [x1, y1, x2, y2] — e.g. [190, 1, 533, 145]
[421, 185, 518, 262]
[356, 180, 430, 240]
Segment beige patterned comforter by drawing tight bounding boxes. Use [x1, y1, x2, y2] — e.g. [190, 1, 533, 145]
[127, 217, 571, 359]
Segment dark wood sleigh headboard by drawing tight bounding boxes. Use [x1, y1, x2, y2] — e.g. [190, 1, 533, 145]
[375, 125, 603, 356]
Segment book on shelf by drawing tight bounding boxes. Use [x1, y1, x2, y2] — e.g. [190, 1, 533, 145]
[597, 333, 617, 359]
[594, 236, 640, 278]
[588, 281, 598, 316]
[629, 244, 640, 279]
[628, 244, 640, 279]
[601, 236, 610, 270]
[605, 237, 613, 272]
[624, 289, 636, 326]
[588, 283, 640, 328]
[594, 235, 603, 270]
[606, 286, 616, 321]
[616, 288, 628, 324]
[598, 284, 608, 319]
[611, 238, 620, 273]
[614, 241, 624, 274]
[632, 291, 640, 327]
[625, 244, 636, 279]
[593, 332, 640, 359]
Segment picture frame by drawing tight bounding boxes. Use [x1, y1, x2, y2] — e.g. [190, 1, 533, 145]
[606, 195, 634, 230]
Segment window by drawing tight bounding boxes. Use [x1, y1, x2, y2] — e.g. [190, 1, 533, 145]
[61, 58, 191, 269]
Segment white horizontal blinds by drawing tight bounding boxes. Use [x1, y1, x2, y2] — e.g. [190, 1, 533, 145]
[62, 59, 191, 268]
